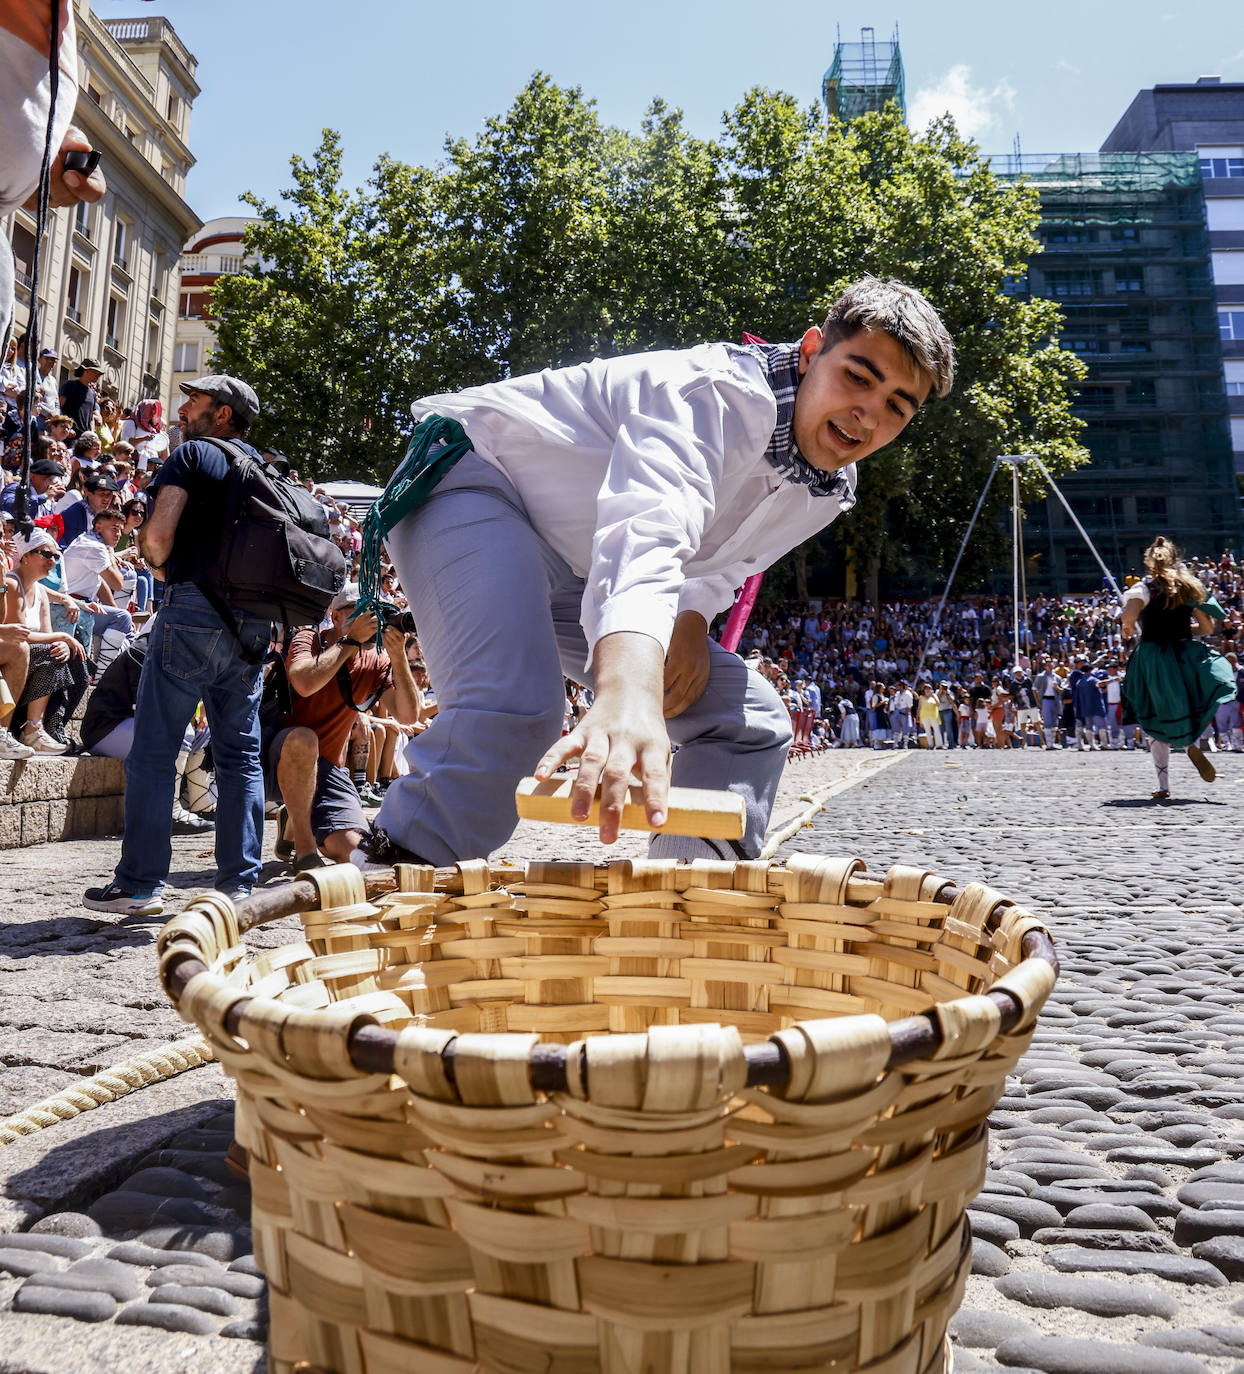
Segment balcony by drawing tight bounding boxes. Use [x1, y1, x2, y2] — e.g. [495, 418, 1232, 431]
[105, 334, 119, 351]
[181, 253, 243, 276]
[65, 306, 81, 324]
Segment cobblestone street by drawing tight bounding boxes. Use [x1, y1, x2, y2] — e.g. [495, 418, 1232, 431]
[0, 745, 1241, 1371]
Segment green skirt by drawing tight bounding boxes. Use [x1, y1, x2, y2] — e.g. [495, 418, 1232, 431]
[1121, 639, 1236, 746]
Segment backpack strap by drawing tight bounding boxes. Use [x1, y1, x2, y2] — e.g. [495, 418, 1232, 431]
[335, 657, 391, 715]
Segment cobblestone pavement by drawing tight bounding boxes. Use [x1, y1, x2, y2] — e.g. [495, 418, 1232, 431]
[801, 747, 1244, 1374]
[1, 744, 1240, 1371]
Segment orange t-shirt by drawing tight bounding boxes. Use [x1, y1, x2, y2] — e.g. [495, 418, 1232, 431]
[282, 629, 391, 767]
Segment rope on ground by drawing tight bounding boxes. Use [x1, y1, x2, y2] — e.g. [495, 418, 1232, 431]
[0, 1036, 215, 1146]
[760, 752, 913, 859]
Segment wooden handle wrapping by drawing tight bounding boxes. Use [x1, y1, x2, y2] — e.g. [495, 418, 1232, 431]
[515, 776, 745, 839]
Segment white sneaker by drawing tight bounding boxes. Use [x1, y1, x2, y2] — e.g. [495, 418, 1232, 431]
[20, 721, 69, 756]
[0, 730, 35, 760]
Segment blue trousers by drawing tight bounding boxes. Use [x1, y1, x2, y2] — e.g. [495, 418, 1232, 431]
[376, 454, 793, 863]
[114, 583, 270, 895]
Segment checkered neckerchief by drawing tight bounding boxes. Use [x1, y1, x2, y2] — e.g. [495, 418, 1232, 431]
[739, 340, 852, 500]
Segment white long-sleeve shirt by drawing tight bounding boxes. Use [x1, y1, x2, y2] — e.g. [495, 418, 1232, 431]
[412, 345, 856, 664]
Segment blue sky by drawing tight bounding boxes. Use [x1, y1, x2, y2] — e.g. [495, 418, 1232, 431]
[107, 0, 1244, 224]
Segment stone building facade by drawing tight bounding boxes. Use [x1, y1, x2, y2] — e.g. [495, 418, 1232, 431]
[2, 3, 201, 408]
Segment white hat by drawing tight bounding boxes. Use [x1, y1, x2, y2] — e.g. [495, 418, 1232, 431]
[330, 583, 359, 612]
[16, 528, 60, 560]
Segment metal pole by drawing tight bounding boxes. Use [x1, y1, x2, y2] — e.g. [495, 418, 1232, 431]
[1012, 462, 1021, 673]
[914, 456, 1003, 685]
[1029, 456, 1124, 603]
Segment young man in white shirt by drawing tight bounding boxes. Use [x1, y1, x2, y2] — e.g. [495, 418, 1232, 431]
[364, 278, 953, 866]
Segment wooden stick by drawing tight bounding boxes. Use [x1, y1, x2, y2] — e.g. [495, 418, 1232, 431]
[515, 776, 745, 839]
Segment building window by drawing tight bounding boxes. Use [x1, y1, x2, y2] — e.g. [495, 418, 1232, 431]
[65, 265, 86, 323]
[1064, 338, 1100, 354]
[113, 220, 130, 271]
[11, 223, 37, 287]
[1119, 339, 1150, 353]
[1111, 226, 1138, 242]
[1135, 495, 1168, 520]
[1075, 385, 1114, 410]
[166, 91, 180, 127]
[73, 200, 91, 240]
[174, 341, 198, 372]
[1045, 270, 1098, 297]
[106, 295, 126, 352]
[87, 83, 101, 105]
[1126, 379, 1156, 407]
[1220, 310, 1244, 341]
[1227, 381, 1244, 396]
[1045, 229, 1090, 243]
[1114, 269, 1143, 293]
[1200, 156, 1244, 179]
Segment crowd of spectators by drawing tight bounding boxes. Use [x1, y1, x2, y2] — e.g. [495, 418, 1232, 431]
[730, 552, 1244, 753]
[1, 353, 400, 766]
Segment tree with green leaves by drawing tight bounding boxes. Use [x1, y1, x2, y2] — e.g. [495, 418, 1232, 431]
[208, 77, 1086, 597]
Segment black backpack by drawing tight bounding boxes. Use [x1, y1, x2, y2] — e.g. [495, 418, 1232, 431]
[197, 438, 347, 627]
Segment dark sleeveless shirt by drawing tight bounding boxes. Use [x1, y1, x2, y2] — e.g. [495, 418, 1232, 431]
[1138, 577, 1193, 646]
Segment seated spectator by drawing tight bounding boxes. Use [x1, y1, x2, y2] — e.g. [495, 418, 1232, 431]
[3, 527, 86, 755]
[60, 506, 134, 664]
[1, 456, 64, 519]
[269, 586, 421, 872]
[58, 472, 120, 547]
[120, 399, 168, 472]
[79, 633, 212, 832]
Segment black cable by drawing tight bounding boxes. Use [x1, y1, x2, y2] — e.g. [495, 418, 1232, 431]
[13, 3, 64, 536]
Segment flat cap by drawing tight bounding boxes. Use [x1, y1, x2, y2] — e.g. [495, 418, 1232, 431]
[179, 374, 260, 420]
[30, 459, 66, 477]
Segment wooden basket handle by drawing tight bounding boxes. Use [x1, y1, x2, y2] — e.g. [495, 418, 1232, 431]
[514, 776, 745, 840]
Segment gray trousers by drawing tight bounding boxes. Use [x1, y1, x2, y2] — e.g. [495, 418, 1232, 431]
[375, 454, 793, 864]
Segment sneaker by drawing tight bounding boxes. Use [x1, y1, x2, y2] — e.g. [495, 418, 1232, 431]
[83, 882, 163, 916]
[1187, 744, 1216, 784]
[20, 721, 68, 756]
[218, 885, 252, 903]
[171, 804, 213, 835]
[0, 730, 35, 760]
[357, 782, 384, 807]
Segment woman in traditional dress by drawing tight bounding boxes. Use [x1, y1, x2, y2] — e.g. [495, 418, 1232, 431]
[1121, 537, 1235, 800]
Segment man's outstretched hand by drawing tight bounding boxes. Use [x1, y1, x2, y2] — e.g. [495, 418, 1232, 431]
[535, 631, 670, 844]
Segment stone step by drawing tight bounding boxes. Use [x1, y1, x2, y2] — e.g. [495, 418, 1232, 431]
[0, 755, 125, 848]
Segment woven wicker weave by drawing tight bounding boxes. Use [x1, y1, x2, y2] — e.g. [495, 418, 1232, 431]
[159, 856, 1056, 1374]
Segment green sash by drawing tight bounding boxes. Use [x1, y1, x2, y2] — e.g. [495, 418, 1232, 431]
[355, 414, 473, 643]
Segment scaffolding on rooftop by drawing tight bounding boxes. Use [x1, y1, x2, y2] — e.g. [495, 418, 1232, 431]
[823, 25, 905, 122]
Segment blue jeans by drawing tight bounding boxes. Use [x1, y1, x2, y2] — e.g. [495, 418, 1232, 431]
[114, 583, 270, 895]
[133, 568, 154, 612]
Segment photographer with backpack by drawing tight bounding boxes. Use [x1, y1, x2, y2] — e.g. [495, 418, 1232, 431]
[83, 374, 344, 914]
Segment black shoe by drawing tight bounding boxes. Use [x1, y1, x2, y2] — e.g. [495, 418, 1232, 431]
[351, 825, 431, 872]
[83, 882, 163, 916]
[274, 805, 295, 860]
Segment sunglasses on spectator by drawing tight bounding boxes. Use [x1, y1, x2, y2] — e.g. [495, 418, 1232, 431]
[32, 548, 58, 560]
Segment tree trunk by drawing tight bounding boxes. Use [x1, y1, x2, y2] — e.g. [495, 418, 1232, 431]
[865, 554, 880, 607]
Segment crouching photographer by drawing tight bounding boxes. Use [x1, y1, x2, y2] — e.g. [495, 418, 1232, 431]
[269, 585, 421, 873]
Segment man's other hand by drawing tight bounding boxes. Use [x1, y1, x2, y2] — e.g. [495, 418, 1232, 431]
[663, 610, 710, 718]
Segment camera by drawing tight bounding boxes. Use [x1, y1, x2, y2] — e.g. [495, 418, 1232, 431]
[378, 607, 417, 635]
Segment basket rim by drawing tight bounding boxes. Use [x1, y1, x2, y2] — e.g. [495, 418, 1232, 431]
[159, 860, 1058, 1097]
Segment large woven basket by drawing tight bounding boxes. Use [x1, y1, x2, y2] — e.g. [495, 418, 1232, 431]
[159, 855, 1057, 1374]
